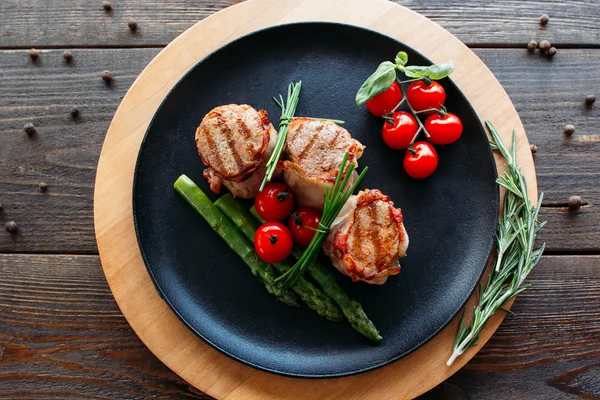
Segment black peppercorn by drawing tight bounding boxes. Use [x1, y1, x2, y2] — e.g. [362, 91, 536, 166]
[530, 144, 538, 154]
[101, 70, 113, 83]
[128, 21, 138, 32]
[539, 40, 551, 51]
[564, 124, 575, 135]
[103, 1, 112, 11]
[5, 221, 18, 233]
[70, 107, 80, 118]
[0, 202, 3, 211]
[527, 40, 537, 51]
[540, 14, 549, 26]
[568, 195, 583, 210]
[28, 48, 39, 59]
[585, 95, 596, 106]
[39, 182, 49, 192]
[548, 47, 557, 56]
[23, 122, 37, 135]
[63, 50, 73, 61]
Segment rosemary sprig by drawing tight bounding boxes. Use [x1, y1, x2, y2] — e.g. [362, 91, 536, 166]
[260, 81, 302, 192]
[276, 152, 368, 288]
[447, 121, 546, 366]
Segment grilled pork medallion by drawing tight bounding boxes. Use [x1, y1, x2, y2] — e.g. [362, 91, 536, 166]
[196, 104, 277, 198]
[323, 189, 409, 285]
[282, 118, 365, 210]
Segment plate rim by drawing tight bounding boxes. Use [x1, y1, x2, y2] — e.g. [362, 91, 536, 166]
[94, 0, 537, 398]
[131, 20, 500, 378]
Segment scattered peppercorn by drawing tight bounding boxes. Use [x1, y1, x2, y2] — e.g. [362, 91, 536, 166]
[128, 21, 138, 32]
[102, 1, 112, 11]
[70, 107, 80, 118]
[530, 144, 538, 154]
[28, 48, 39, 59]
[5, 221, 18, 233]
[39, 182, 49, 192]
[548, 47, 557, 57]
[568, 195, 583, 210]
[540, 14, 549, 26]
[539, 40, 551, 51]
[101, 70, 113, 83]
[585, 95, 596, 106]
[0, 202, 3, 211]
[527, 40, 538, 51]
[564, 124, 575, 135]
[23, 122, 37, 135]
[63, 50, 73, 62]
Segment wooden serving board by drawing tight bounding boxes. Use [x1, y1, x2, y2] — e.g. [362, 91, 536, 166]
[94, 0, 537, 398]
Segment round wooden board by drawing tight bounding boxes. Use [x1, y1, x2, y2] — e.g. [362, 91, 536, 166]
[94, 0, 537, 398]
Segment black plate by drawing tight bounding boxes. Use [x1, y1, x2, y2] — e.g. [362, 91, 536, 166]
[133, 22, 499, 378]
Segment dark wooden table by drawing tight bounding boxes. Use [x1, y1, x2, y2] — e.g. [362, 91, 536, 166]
[1, 1, 599, 399]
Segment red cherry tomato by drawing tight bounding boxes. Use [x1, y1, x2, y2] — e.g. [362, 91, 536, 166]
[288, 208, 322, 248]
[366, 81, 403, 117]
[424, 112, 463, 145]
[406, 81, 446, 114]
[404, 141, 438, 179]
[255, 183, 295, 221]
[381, 111, 418, 150]
[254, 222, 293, 264]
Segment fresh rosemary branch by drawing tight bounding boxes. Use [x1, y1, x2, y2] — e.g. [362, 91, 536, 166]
[260, 81, 302, 192]
[275, 152, 368, 288]
[447, 121, 546, 366]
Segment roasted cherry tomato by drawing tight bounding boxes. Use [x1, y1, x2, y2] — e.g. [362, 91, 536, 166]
[255, 183, 295, 221]
[288, 207, 322, 248]
[406, 81, 446, 114]
[424, 112, 463, 145]
[366, 81, 403, 117]
[381, 111, 418, 150]
[254, 222, 293, 264]
[404, 141, 438, 179]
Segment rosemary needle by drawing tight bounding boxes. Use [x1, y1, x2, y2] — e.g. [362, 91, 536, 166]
[447, 121, 546, 366]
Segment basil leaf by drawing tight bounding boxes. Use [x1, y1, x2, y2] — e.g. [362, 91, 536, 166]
[400, 60, 454, 80]
[355, 61, 397, 106]
[395, 51, 408, 67]
[425, 61, 454, 80]
[401, 65, 430, 78]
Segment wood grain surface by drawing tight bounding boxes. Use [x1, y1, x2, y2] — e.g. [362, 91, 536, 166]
[92, 0, 538, 398]
[0, 0, 598, 398]
[0, 255, 597, 399]
[1, 0, 599, 47]
[1, 49, 598, 253]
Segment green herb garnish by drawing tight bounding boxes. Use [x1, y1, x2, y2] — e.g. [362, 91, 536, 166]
[447, 121, 546, 366]
[276, 152, 368, 288]
[260, 81, 302, 192]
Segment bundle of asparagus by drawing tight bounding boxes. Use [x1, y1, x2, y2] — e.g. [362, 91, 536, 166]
[174, 175, 381, 342]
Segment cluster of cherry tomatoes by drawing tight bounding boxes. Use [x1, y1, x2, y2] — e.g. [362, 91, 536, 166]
[366, 80, 463, 179]
[253, 183, 322, 264]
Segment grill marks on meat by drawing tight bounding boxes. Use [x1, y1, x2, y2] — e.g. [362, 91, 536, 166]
[196, 104, 277, 198]
[323, 189, 409, 285]
[283, 118, 365, 209]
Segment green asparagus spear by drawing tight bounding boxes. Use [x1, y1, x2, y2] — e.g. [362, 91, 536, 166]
[214, 194, 343, 322]
[250, 206, 382, 342]
[174, 175, 299, 307]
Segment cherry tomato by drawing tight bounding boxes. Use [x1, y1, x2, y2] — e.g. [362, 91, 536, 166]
[404, 141, 438, 179]
[406, 81, 446, 114]
[288, 208, 322, 247]
[254, 222, 293, 263]
[381, 111, 418, 150]
[424, 112, 463, 145]
[366, 81, 403, 117]
[255, 183, 295, 221]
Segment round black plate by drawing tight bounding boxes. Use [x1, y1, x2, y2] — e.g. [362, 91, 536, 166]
[133, 22, 498, 378]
